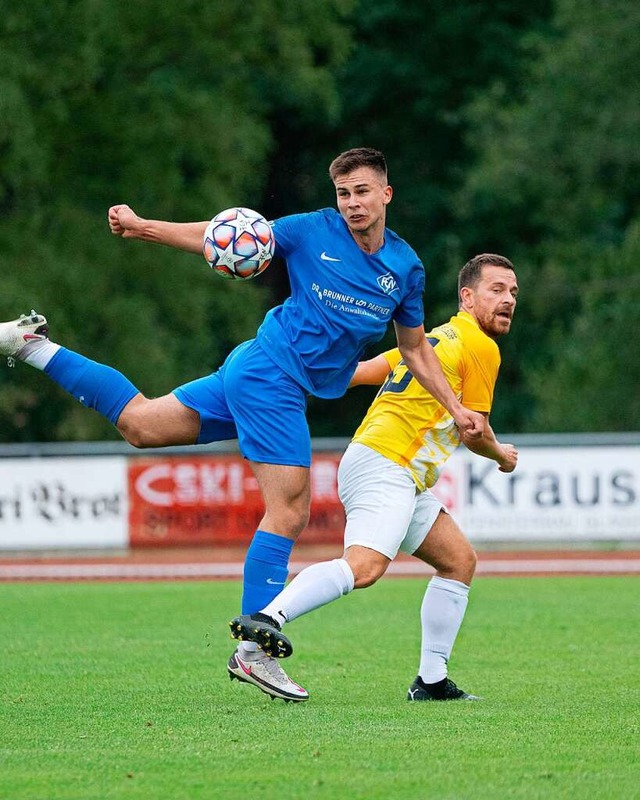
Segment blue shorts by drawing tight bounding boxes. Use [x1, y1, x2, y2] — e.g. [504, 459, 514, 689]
[173, 339, 311, 467]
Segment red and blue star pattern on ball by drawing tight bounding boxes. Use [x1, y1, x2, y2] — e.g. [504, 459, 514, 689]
[203, 207, 275, 280]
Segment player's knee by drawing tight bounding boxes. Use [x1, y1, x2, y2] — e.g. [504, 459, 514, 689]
[352, 562, 387, 589]
[353, 573, 379, 589]
[264, 503, 310, 539]
[287, 505, 311, 538]
[434, 542, 477, 584]
[290, 489, 312, 535]
[457, 545, 477, 584]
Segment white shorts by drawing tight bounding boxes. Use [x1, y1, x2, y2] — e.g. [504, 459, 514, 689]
[338, 443, 447, 560]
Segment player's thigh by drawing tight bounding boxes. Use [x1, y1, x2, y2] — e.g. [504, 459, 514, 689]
[399, 490, 447, 557]
[250, 461, 311, 515]
[407, 503, 476, 581]
[223, 340, 311, 467]
[172, 368, 237, 444]
[338, 443, 417, 560]
[118, 393, 201, 447]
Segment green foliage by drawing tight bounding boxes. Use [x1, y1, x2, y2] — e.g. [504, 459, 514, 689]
[458, 0, 640, 431]
[464, 0, 640, 242]
[0, 208, 265, 440]
[0, 0, 352, 441]
[267, 0, 551, 266]
[333, 0, 552, 258]
[1, 577, 638, 798]
[528, 220, 640, 430]
[0, 0, 353, 217]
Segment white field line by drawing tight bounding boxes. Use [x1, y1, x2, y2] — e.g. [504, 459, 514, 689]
[0, 558, 639, 580]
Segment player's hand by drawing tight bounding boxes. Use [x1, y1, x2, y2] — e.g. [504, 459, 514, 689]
[497, 444, 518, 473]
[454, 408, 485, 440]
[108, 204, 142, 238]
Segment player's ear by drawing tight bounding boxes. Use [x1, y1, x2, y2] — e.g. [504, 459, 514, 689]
[383, 185, 393, 205]
[459, 286, 474, 308]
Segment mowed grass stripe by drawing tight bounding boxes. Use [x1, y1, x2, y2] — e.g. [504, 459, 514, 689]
[1, 578, 638, 800]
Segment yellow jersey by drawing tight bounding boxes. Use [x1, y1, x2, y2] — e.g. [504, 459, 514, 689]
[351, 310, 501, 491]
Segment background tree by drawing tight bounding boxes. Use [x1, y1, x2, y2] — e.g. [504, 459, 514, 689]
[0, 0, 353, 440]
[457, 0, 640, 431]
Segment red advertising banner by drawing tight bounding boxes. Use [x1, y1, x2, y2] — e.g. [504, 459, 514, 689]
[128, 454, 346, 547]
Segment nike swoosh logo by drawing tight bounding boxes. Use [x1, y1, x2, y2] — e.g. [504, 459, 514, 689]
[266, 578, 286, 585]
[236, 657, 252, 676]
[320, 252, 341, 262]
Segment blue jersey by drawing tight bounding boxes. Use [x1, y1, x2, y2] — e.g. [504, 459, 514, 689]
[256, 208, 425, 399]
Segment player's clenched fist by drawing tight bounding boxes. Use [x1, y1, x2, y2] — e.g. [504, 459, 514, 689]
[498, 444, 518, 473]
[108, 204, 142, 237]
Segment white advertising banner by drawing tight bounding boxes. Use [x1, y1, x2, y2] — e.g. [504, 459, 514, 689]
[0, 457, 128, 550]
[432, 445, 640, 541]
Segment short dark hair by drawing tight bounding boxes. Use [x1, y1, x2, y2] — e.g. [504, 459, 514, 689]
[329, 148, 388, 182]
[458, 253, 516, 298]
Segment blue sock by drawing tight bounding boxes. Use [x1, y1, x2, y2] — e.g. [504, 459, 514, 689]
[45, 347, 139, 425]
[242, 530, 295, 615]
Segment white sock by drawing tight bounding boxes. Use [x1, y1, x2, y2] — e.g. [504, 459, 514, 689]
[262, 558, 355, 624]
[418, 576, 470, 684]
[238, 642, 260, 659]
[21, 340, 61, 370]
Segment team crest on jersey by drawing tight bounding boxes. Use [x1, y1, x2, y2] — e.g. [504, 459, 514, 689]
[377, 272, 400, 295]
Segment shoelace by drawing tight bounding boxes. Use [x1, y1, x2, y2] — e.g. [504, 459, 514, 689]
[443, 679, 462, 697]
[257, 654, 291, 684]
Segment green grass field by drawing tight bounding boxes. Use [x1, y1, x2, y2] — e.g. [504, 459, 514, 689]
[1, 577, 638, 800]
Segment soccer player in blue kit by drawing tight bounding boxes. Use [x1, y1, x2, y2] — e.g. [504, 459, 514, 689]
[0, 148, 484, 702]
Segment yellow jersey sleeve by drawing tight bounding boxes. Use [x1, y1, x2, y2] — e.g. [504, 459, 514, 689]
[382, 348, 402, 371]
[459, 328, 500, 412]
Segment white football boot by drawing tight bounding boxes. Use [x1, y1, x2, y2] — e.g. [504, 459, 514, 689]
[228, 649, 309, 702]
[0, 311, 48, 366]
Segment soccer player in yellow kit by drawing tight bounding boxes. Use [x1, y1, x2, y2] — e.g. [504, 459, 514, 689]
[231, 253, 519, 701]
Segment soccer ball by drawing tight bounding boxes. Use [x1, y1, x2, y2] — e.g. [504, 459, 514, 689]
[203, 207, 275, 280]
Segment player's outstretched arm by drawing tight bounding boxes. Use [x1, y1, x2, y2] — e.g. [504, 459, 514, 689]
[348, 354, 392, 387]
[394, 322, 484, 439]
[108, 204, 208, 254]
[461, 418, 518, 473]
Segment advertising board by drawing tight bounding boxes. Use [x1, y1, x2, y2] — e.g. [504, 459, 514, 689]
[1, 440, 637, 550]
[435, 445, 639, 541]
[128, 454, 345, 547]
[0, 457, 128, 549]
